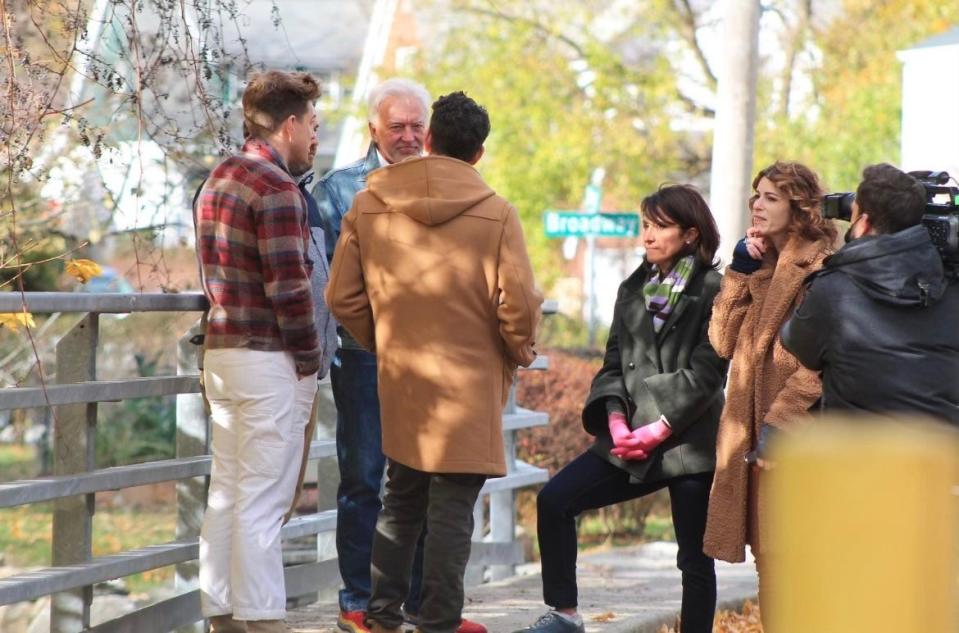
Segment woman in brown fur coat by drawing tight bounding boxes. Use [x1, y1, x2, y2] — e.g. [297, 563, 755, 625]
[703, 162, 836, 629]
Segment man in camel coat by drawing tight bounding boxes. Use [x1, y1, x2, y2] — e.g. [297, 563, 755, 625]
[326, 91, 543, 633]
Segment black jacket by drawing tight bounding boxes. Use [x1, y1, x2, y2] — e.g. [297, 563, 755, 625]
[582, 262, 729, 483]
[781, 225, 959, 425]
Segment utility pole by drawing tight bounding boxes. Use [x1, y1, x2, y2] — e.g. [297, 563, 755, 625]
[708, 0, 762, 265]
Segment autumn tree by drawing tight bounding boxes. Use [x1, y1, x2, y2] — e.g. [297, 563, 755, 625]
[413, 0, 719, 283]
[0, 0, 258, 386]
[753, 0, 959, 190]
[1, 0, 253, 296]
[412, 0, 959, 283]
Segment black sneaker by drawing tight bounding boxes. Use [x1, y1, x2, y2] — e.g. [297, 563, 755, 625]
[511, 611, 585, 633]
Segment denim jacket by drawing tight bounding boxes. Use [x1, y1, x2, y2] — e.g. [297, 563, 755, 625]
[311, 143, 381, 264]
[310, 143, 381, 350]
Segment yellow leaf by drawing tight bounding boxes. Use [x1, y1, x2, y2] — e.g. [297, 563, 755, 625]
[0, 312, 35, 330]
[591, 612, 616, 623]
[66, 258, 103, 283]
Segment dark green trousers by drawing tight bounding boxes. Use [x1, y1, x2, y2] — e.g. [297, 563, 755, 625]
[367, 461, 486, 633]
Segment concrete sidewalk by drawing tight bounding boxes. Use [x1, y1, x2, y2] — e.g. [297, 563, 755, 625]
[287, 541, 758, 633]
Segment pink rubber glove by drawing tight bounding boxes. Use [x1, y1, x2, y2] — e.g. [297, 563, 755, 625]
[608, 412, 641, 448]
[631, 418, 672, 452]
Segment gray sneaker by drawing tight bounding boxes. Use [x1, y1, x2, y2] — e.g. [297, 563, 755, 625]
[512, 611, 585, 633]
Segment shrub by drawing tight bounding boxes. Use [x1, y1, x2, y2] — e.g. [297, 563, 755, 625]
[96, 354, 175, 468]
[537, 312, 609, 351]
[515, 348, 601, 475]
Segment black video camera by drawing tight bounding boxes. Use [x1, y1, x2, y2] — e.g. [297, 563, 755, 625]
[822, 170, 959, 264]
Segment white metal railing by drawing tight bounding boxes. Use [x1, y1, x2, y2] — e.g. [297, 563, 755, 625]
[0, 292, 554, 632]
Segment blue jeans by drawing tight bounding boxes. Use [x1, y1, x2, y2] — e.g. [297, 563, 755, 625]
[332, 347, 424, 614]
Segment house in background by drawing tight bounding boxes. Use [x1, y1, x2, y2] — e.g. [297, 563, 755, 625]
[223, 0, 377, 171]
[898, 27, 959, 180]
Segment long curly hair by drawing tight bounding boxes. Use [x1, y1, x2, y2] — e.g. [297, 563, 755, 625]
[749, 161, 837, 245]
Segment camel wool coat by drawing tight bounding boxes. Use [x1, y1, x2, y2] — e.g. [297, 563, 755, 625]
[703, 235, 830, 563]
[325, 155, 543, 477]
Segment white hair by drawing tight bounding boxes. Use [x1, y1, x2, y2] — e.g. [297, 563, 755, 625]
[367, 78, 431, 125]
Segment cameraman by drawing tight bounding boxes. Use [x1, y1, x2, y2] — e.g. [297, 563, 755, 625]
[781, 163, 959, 426]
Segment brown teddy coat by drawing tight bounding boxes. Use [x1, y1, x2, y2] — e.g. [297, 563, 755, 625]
[703, 234, 830, 563]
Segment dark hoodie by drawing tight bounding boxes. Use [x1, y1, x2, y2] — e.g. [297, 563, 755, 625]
[781, 225, 959, 425]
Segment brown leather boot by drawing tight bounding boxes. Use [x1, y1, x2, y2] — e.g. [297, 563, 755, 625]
[367, 621, 402, 633]
[245, 620, 288, 633]
[209, 615, 248, 633]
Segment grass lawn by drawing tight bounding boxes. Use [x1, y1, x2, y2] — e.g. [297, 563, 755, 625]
[0, 504, 177, 593]
[0, 442, 178, 593]
[0, 443, 39, 481]
[577, 511, 675, 548]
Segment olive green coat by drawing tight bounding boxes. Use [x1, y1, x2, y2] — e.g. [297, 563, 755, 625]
[582, 263, 729, 483]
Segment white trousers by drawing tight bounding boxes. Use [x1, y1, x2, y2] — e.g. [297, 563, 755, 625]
[199, 348, 316, 620]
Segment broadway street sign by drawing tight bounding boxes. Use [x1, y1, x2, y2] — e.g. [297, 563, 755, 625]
[544, 211, 639, 238]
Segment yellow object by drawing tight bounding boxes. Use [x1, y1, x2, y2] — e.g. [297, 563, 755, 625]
[768, 417, 959, 632]
[0, 311, 35, 330]
[65, 258, 103, 283]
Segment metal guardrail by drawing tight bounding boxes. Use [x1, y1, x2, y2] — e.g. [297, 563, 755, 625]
[0, 292, 555, 632]
[0, 292, 207, 313]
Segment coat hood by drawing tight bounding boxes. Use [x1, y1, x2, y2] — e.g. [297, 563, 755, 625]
[366, 155, 496, 226]
[824, 225, 946, 307]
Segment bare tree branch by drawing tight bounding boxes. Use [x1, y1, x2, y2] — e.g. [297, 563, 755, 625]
[678, 92, 716, 118]
[1, 0, 260, 389]
[39, 96, 95, 118]
[468, 1, 588, 58]
[463, 0, 715, 118]
[673, 0, 717, 90]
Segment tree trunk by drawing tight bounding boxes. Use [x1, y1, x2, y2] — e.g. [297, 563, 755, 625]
[708, 0, 762, 265]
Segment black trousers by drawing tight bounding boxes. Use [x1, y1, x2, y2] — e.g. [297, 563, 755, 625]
[368, 461, 486, 633]
[537, 450, 716, 633]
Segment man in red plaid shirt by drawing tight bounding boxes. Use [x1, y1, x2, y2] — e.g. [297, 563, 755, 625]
[196, 70, 322, 633]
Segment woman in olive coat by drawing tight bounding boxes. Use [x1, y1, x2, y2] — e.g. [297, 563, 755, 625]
[515, 185, 729, 633]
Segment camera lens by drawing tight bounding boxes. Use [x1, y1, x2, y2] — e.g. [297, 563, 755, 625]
[823, 192, 855, 221]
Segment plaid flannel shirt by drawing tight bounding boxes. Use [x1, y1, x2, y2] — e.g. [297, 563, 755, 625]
[196, 138, 320, 376]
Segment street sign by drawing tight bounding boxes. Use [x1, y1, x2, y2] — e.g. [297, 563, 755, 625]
[544, 211, 639, 238]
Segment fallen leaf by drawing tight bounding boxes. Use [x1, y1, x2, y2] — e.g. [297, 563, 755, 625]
[591, 611, 616, 623]
[66, 258, 103, 283]
[662, 601, 763, 632]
